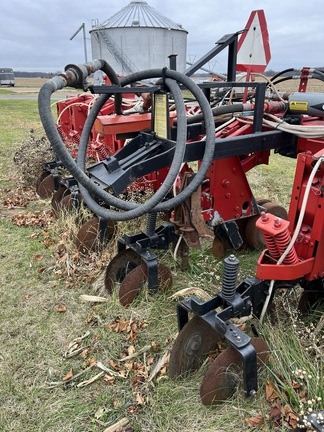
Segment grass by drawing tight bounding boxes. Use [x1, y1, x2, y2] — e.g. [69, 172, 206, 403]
[0, 94, 323, 432]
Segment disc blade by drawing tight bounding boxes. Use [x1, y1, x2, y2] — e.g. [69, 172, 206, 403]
[104, 249, 143, 293]
[37, 173, 58, 198]
[119, 263, 172, 307]
[200, 337, 270, 405]
[169, 316, 222, 379]
[75, 217, 115, 255]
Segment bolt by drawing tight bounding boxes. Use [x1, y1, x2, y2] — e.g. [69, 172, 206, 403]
[261, 211, 270, 223]
[225, 193, 231, 199]
[274, 217, 282, 227]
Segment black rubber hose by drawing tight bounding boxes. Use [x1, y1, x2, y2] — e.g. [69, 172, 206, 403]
[39, 65, 215, 220]
[76, 68, 215, 219]
[77, 76, 188, 219]
[100, 62, 122, 115]
[270, 68, 295, 82]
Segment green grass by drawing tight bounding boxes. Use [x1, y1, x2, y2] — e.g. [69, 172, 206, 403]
[0, 99, 322, 432]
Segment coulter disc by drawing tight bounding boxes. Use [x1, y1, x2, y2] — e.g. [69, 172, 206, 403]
[169, 316, 222, 379]
[119, 263, 172, 307]
[200, 337, 270, 405]
[36, 173, 58, 198]
[75, 216, 115, 255]
[104, 249, 143, 293]
[51, 185, 69, 216]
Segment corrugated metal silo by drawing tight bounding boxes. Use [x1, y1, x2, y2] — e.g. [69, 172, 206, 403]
[90, 1, 188, 75]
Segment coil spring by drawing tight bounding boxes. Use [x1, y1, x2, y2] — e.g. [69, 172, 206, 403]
[275, 229, 299, 264]
[221, 254, 240, 302]
[146, 212, 157, 236]
[97, 143, 109, 160]
[70, 131, 80, 144]
[263, 232, 280, 259]
[56, 124, 67, 141]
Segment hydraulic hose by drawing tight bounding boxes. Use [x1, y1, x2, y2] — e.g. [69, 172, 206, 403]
[39, 62, 215, 221]
[177, 103, 245, 125]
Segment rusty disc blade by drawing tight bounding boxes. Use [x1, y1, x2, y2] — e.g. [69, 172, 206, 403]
[245, 201, 288, 249]
[119, 264, 146, 307]
[200, 337, 270, 405]
[104, 249, 143, 293]
[75, 216, 115, 255]
[298, 290, 324, 315]
[211, 236, 226, 259]
[169, 316, 222, 379]
[55, 193, 82, 215]
[37, 173, 58, 198]
[119, 263, 172, 307]
[255, 197, 271, 207]
[51, 185, 69, 216]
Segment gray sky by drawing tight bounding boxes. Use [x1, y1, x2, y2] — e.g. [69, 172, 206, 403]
[1, 0, 323, 73]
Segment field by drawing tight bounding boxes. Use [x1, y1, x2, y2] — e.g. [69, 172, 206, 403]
[0, 79, 323, 432]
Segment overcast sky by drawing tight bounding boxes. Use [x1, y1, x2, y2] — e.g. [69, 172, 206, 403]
[1, 0, 323, 73]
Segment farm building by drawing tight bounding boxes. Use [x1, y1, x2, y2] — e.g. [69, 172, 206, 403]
[90, 1, 188, 75]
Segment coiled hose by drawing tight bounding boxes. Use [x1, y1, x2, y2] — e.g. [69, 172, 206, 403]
[38, 61, 215, 221]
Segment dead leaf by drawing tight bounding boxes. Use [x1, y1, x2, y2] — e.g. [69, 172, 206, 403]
[87, 357, 96, 367]
[265, 381, 279, 402]
[109, 359, 124, 372]
[135, 393, 145, 406]
[103, 374, 115, 384]
[80, 348, 89, 359]
[291, 380, 303, 390]
[245, 412, 265, 430]
[127, 345, 136, 356]
[151, 340, 161, 352]
[56, 306, 67, 313]
[62, 369, 74, 381]
[34, 254, 43, 261]
[270, 402, 282, 427]
[283, 404, 298, 429]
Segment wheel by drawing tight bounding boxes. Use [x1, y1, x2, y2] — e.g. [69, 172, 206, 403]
[169, 316, 222, 379]
[75, 216, 116, 255]
[104, 249, 143, 293]
[119, 263, 172, 306]
[36, 173, 59, 198]
[200, 337, 270, 405]
[245, 201, 288, 249]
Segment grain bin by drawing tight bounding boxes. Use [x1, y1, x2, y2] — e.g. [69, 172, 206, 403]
[90, 1, 188, 75]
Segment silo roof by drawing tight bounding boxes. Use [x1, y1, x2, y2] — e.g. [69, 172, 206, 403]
[99, 1, 187, 32]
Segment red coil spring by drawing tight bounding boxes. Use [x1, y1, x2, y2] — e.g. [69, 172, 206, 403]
[90, 141, 109, 160]
[70, 131, 80, 145]
[263, 233, 280, 259]
[274, 229, 299, 264]
[56, 124, 67, 141]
